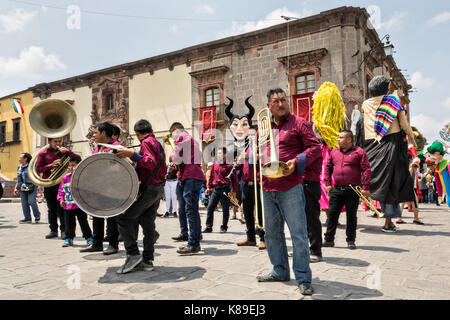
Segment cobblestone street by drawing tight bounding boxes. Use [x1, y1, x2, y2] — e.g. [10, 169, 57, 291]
[0, 201, 449, 300]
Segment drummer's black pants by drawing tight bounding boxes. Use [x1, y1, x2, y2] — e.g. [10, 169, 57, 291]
[92, 217, 119, 249]
[44, 185, 64, 233]
[117, 183, 164, 262]
[303, 180, 323, 256]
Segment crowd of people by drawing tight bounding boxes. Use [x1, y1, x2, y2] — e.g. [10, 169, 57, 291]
[11, 76, 449, 296]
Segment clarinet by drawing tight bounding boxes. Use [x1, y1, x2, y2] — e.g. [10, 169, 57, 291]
[226, 142, 249, 181]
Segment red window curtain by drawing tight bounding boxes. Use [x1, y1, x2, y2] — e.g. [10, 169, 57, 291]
[199, 106, 217, 143]
[292, 93, 314, 123]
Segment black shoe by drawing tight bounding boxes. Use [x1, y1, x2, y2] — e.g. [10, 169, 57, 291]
[80, 245, 103, 253]
[177, 245, 201, 255]
[138, 260, 154, 271]
[347, 242, 356, 250]
[153, 231, 160, 244]
[19, 219, 32, 224]
[34, 219, 40, 224]
[322, 241, 334, 247]
[62, 239, 73, 247]
[310, 254, 323, 263]
[103, 245, 119, 255]
[45, 231, 58, 239]
[164, 212, 170, 217]
[256, 274, 285, 282]
[172, 234, 188, 241]
[299, 283, 314, 295]
[116, 254, 143, 274]
[202, 227, 212, 233]
[220, 226, 227, 233]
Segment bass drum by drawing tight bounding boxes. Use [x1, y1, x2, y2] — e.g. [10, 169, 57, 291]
[71, 153, 139, 218]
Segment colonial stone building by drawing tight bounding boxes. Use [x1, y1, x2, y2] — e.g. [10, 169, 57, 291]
[27, 6, 410, 162]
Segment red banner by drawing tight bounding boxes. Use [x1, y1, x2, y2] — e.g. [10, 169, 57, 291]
[199, 106, 217, 143]
[292, 93, 314, 123]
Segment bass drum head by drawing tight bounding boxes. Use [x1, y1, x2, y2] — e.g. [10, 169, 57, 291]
[71, 153, 139, 218]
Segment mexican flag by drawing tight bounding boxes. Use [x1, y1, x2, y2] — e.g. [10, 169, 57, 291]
[10, 98, 24, 115]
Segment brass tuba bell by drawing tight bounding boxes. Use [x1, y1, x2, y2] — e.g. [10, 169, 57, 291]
[27, 99, 77, 188]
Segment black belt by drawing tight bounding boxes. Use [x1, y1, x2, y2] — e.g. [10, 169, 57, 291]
[334, 185, 356, 190]
[214, 184, 230, 188]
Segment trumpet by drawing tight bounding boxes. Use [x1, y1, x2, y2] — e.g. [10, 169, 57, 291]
[350, 185, 384, 218]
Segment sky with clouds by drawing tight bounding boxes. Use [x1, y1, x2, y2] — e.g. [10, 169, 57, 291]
[0, 0, 449, 146]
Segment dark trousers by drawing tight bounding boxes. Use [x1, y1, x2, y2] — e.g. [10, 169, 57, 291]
[242, 182, 264, 242]
[177, 179, 203, 248]
[92, 216, 119, 249]
[324, 186, 360, 243]
[117, 184, 164, 261]
[420, 189, 428, 203]
[44, 185, 64, 233]
[206, 185, 231, 230]
[64, 208, 93, 240]
[303, 180, 323, 256]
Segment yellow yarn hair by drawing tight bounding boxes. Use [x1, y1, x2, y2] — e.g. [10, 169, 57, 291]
[313, 82, 347, 150]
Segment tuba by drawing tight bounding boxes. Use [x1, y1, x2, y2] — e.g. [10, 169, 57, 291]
[27, 99, 77, 188]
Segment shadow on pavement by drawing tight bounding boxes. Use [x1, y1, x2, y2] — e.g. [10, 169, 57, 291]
[98, 265, 206, 284]
[311, 278, 382, 299]
[323, 257, 370, 267]
[333, 245, 409, 253]
[82, 251, 161, 261]
[0, 225, 17, 229]
[202, 247, 238, 256]
[200, 239, 234, 245]
[358, 225, 450, 237]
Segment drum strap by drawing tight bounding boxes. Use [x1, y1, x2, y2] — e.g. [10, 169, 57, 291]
[137, 143, 164, 200]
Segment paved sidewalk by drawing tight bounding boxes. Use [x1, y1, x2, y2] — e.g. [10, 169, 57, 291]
[0, 201, 449, 300]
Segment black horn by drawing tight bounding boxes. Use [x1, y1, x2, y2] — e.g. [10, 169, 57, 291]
[244, 96, 255, 121]
[225, 96, 234, 121]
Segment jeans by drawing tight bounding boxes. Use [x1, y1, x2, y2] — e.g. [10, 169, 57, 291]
[19, 188, 40, 221]
[303, 180, 323, 256]
[92, 216, 119, 249]
[205, 185, 231, 230]
[117, 184, 164, 261]
[428, 188, 435, 204]
[324, 187, 360, 243]
[177, 178, 203, 248]
[64, 208, 93, 240]
[242, 182, 264, 242]
[44, 184, 64, 233]
[263, 184, 312, 285]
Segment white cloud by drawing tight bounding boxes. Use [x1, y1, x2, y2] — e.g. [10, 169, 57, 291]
[379, 12, 407, 31]
[195, 4, 215, 15]
[0, 8, 38, 32]
[218, 7, 313, 38]
[411, 114, 447, 143]
[410, 72, 435, 90]
[426, 11, 450, 27]
[0, 46, 66, 79]
[443, 97, 450, 111]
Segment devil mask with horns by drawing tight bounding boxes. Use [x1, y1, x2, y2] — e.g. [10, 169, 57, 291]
[225, 96, 255, 148]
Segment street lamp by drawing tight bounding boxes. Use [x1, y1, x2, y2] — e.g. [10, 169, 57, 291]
[383, 35, 394, 57]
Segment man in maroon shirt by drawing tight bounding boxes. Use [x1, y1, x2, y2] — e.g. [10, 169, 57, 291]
[35, 137, 79, 239]
[114, 119, 167, 274]
[170, 122, 206, 255]
[80, 122, 121, 255]
[203, 147, 238, 234]
[256, 88, 321, 296]
[323, 130, 371, 250]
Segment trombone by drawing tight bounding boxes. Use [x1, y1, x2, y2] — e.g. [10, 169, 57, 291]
[349, 185, 384, 218]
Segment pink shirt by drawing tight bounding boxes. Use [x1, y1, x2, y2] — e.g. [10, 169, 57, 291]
[171, 131, 205, 182]
[35, 147, 79, 179]
[207, 162, 238, 192]
[57, 172, 78, 211]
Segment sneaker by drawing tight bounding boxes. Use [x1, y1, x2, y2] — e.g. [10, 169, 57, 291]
[116, 254, 143, 274]
[45, 231, 58, 239]
[382, 226, 397, 233]
[220, 226, 227, 233]
[138, 260, 154, 271]
[413, 219, 424, 225]
[256, 274, 285, 282]
[86, 238, 93, 246]
[299, 283, 314, 295]
[258, 241, 266, 250]
[34, 219, 40, 224]
[19, 219, 32, 224]
[172, 234, 188, 241]
[80, 245, 103, 253]
[202, 227, 212, 233]
[322, 241, 335, 247]
[177, 245, 201, 255]
[173, 212, 177, 218]
[62, 239, 73, 247]
[310, 254, 323, 263]
[347, 242, 357, 250]
[103, 245, 119, 255]
[236, 240, 257, 246]
[164, 212, 170, 217]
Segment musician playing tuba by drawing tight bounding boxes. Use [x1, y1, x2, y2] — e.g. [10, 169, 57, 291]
[36, 137, 80, 240]
[255, 88, 321, 297]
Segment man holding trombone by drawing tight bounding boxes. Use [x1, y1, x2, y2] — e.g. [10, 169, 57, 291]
[323, 130, 372, 250]
[256, 88, 321, 296]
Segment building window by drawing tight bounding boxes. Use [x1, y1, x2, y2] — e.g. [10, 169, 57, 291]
[0, 121, 6, 145]
[296, 74, 315, 94]
[205, 88, 220, 106]
[12, 118, 20, 141]
[106, 93, 114, 111]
